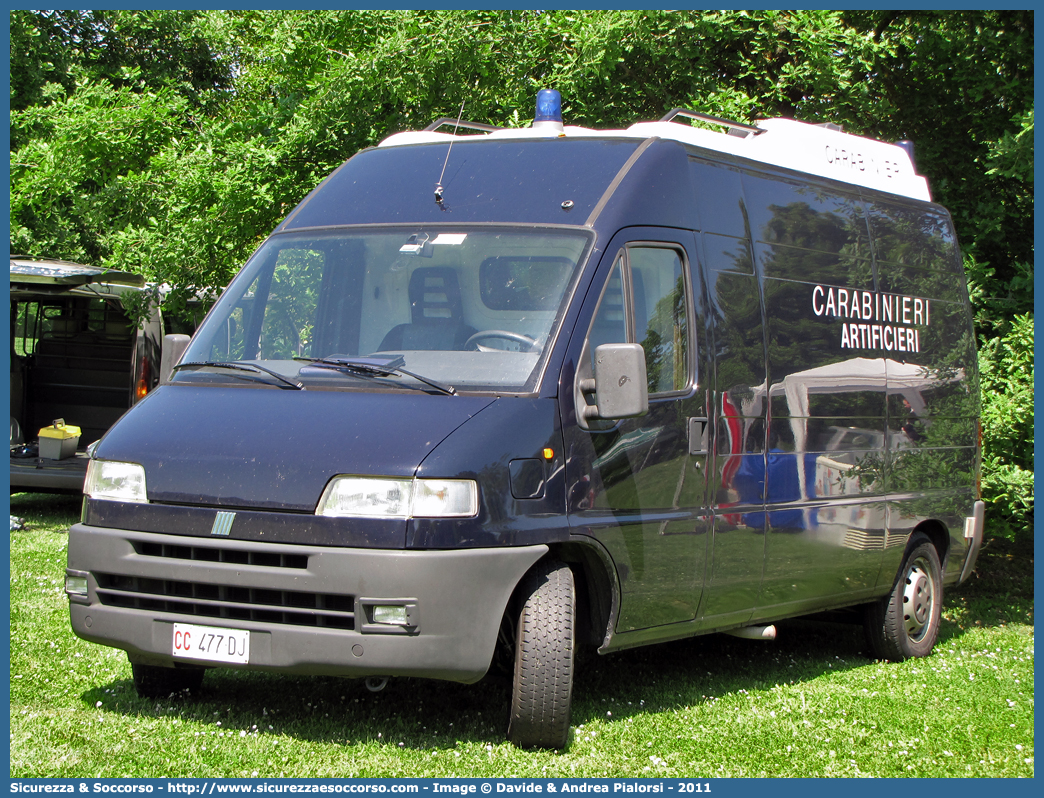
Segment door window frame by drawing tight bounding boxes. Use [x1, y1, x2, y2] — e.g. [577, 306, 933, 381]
[582, 239, 697, 401]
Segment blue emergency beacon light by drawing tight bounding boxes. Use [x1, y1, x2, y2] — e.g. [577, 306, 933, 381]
[533, 89, 564, 133]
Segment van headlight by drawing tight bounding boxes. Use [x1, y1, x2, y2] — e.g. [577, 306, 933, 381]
[317, 476, 478, 519]
[317, 477, 412, 518]
[84, 460, 148, 503]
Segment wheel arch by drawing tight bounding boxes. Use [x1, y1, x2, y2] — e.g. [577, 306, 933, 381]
[546, 538, 619, 650]
[499, 538, 618, 652]
[912, 518, 950, 568]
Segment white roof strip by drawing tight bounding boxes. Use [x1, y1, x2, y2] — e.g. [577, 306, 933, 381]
[379, 116, 930, 201]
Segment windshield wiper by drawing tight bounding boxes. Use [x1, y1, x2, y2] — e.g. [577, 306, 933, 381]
[294, 355, 456, 396]
[172, 361, 305, 390]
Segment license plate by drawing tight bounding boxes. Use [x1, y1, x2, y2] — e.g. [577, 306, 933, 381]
[172, 622, 250, 664]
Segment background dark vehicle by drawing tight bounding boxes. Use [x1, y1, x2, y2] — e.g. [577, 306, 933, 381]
[66, 98, 983, 750]
[10, 258, 202, 493]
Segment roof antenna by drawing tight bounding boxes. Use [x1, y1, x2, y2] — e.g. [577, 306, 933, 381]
[435, 98, 466, 206]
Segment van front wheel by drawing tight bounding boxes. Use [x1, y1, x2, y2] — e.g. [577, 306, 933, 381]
[864, 534, 942, 661]
[507, 560, 575, 749]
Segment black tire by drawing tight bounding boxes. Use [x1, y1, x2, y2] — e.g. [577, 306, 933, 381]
[507, 560, 575, 749]
[131, 662, 205, 698]
[864, 533, 942, 661]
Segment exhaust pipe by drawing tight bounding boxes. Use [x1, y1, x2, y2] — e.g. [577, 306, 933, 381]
[365, 677, 389, 693]
[724, 624, 777, 641]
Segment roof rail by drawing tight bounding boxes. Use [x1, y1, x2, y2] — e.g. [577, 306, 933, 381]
[424, 118, 503, 133]
[658, 108, 765, 138]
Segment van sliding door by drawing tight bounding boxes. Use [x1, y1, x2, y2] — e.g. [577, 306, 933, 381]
[742, 170, 887, 618]
[698, 230, 769, 630]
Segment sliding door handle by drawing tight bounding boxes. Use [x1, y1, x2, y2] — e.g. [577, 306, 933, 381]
[688, 416, 709, 456]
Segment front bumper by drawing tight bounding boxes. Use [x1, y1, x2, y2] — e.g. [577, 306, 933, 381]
[67, 523, 547, 683]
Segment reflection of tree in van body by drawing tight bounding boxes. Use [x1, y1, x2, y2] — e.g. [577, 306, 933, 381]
[704, 187, 978, 517]
[885, 332, 979, 522]
[853, 439, 976, 524]
[641, 273, 688, 394]
[742, 191, 979, 520]
[761, 197, 871, 262]
[755, 184, 965, 306]
[836, 330, 978, 518]
[706, 267, 762, 402]
[755, 199, 874, 396]
[757, 196, 976, 399]
[867, 203, 957, 266]
[867, 201, 968, 307]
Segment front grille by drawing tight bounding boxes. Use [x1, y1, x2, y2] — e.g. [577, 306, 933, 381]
[95, 573, 355, 629]
[133, 541, 308, 569]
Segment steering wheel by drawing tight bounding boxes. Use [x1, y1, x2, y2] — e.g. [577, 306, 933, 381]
[465, 330, 538, 352]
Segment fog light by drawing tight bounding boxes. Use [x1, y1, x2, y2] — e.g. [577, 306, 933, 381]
[372, 605, 409, 626]
[65, 573, 88, 598]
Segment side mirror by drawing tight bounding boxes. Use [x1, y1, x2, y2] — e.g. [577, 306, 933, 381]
[579, 343, 649, 421]
[159, 334, 191, 385]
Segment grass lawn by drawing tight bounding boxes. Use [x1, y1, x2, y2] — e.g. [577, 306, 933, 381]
[8, 492, 1034, 778]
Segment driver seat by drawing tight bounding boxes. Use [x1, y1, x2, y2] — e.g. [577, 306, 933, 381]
[378, 267, 477, 351]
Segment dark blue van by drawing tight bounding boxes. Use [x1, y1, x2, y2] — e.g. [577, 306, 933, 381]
[66, 93, 984, 749]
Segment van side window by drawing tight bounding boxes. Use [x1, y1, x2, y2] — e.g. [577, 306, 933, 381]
[586, 245, 690, 397]
[630, 246, 689, 394]
[585, 254, 629, 356]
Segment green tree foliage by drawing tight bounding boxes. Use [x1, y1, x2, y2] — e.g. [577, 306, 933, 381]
[11, 81, 189, 263]
[977, 314, 1034, 536]
[9, 9, 1032, 534]
[10, 9, 231, 116]
[845, 10, 1033, 331]
[10, 9, 897, 292]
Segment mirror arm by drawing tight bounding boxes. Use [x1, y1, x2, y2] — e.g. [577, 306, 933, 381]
[578, 378, 599, 419]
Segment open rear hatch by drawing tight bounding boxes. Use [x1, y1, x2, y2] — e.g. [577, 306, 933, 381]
[10, 259, 146, 493]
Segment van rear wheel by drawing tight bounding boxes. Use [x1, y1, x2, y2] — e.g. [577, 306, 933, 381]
[864, 533, 942, 661]
[507, 560, 575, 749]
[131, 662, 205, 698]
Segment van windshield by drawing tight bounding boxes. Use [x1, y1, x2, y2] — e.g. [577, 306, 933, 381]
[179, 227, 591, 394]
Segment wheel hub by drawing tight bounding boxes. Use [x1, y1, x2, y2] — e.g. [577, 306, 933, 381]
[903, 560, 934, 640]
